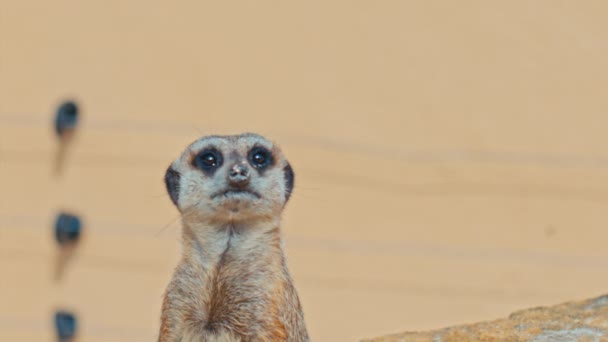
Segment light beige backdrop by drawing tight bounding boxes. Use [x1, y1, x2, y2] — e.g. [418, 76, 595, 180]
[2, 1, 608, 341]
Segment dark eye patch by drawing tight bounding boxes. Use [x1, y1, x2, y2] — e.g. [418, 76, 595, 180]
[193, 148, 223, 175]
[283, 162, 295, 201]
[248, 146, 273, 171]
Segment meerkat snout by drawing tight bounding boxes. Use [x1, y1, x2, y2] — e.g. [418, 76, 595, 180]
[227, 163, 250, 188]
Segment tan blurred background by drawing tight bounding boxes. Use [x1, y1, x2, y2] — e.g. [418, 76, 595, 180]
[2, 1, 608, 341]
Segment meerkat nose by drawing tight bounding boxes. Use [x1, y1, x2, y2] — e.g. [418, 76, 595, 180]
[228, 164, 250, 188]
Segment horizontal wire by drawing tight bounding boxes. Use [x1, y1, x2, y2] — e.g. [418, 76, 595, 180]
[3, 254, 575, 301]
[4, 113, 608, 169]
[0, 314, 157, 340]
[304, 167, 608, 202]
[0, 148, 162, 167]
[1, 172, 608, 209]
[0, 214, 178, 237]
[0, 280, 570, 339]
[3, 225, 608, 272]
[3, 145, 608, 203]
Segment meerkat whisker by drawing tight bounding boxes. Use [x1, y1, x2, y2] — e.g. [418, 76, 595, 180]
[154, 215, 182, 237]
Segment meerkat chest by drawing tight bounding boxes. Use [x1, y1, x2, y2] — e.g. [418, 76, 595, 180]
[179, 238, 284, 326]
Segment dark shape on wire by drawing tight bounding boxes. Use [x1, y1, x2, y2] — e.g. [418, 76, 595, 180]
[55, 213, 81, 246]
[54, 101, 79, 138]
[55, 311, 77, 341]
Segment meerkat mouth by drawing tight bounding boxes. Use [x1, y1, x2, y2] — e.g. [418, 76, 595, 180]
[211, 189, 262, 200]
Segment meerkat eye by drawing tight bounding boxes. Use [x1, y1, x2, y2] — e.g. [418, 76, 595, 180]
[193, 149, 223, 172]
[249, 147, 273, 169]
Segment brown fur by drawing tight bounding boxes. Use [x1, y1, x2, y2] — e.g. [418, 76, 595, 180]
[158, 134, 309, 342]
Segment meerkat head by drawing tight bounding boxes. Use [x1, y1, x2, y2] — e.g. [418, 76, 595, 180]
[164, 133, 294, 225]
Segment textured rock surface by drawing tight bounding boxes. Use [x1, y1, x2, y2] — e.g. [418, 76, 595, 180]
[364, 294, 608, 342]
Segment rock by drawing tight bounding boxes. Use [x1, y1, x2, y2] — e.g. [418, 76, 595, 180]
[363, 294, 608, 342]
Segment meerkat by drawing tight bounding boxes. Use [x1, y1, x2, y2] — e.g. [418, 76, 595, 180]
[159, 133, 309, 342]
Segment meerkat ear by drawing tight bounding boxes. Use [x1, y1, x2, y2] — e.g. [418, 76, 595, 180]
[165, 166, 181, 207]
[283, 162, 295, 201]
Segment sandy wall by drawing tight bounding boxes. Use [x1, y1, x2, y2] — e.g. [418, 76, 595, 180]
[2, 1, 608, 340]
